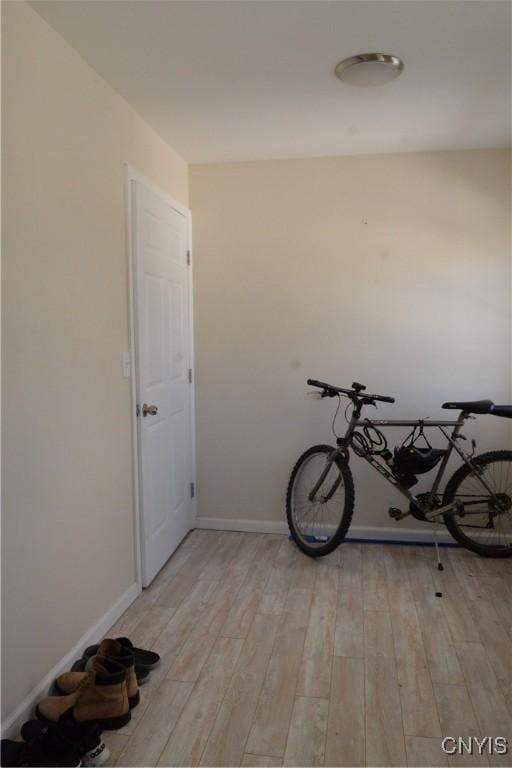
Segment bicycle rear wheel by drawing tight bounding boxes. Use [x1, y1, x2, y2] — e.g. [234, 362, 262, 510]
[443, 450, 512, 557]
[286, 444, 355, 557]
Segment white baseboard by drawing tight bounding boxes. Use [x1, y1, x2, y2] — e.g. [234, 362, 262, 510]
[1, 581, 141, 739]
[194, 516, 458, 545]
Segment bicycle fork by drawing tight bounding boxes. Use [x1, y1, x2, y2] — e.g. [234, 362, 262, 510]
[308, 450, 344, 502]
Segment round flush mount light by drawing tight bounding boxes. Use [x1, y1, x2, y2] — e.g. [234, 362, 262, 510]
[335, 53, 404, 86]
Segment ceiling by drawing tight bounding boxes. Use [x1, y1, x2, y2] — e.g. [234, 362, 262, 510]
[32, 0, 511, 163]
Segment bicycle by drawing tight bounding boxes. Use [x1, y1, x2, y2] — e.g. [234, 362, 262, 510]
[286, 379, 512, 558]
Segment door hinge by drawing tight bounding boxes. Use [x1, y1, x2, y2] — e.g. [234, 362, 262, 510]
[188, 368, 193, 384]
[187, 250, 191, 266]
[190, 482, 195, 499]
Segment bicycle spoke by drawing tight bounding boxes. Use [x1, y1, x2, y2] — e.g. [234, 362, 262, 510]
[290, 451, 347, 549]
[450, 456, 512, 550]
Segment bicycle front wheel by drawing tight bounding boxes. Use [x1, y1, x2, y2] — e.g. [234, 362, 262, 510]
[443, 450, 512, 557]
[286, 444, 355, 557]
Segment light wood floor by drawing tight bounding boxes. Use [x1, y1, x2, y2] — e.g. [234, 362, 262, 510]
[103, 530, 512, 767]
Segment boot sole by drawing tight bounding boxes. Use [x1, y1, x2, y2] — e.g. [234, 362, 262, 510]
[94, 711, 131, 730]
[36, 705, 131, 731]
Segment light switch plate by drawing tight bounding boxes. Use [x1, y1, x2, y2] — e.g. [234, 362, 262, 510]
[122, 351, 131, 378]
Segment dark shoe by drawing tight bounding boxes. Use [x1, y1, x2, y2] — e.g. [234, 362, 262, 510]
[0, 738, 80, 767]
[21, 710, 109, 767]
[37, 657, 130, 730]
[1, 714, 84, 767]
[83, 636, 160, 671]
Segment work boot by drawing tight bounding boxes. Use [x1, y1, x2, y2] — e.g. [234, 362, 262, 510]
[56, 639, 140, 707]
[36, 657, 130, 730]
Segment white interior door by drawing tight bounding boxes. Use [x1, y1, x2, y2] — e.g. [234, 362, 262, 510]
[132, 177, 194, 586]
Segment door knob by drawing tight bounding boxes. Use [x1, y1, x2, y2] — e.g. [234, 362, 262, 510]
[141, 403, 158, 417]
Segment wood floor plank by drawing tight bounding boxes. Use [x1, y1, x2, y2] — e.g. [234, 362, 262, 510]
[430, 564, 481, 644]
[176, 531, 230, 580]
[364, 610, 407, 767]
[362, 545, 389, 611]
[157, 636, 244, 767]
[334, 544, 363, 658]
[129, 603, 180, 652]
[221, 539, 281, 638]
[117, 680, 193, 767]
[167, 626, 218, 684]
[199, 613, 281, 767]
[407, 557, 464, 685]
[325, 656, 365, 767]
[226, 534, 269, 576]
[100, 732, 129, 767]
[241, 755, 282, 767]
[282, 696, 328, 767]
[246, 587, 313, 758]
[259, 539, 297, 615]
[469, 599, 512, 704]
[405, 736, 448, 767]
[289, 548, 317, 590]
[109, 598, 149, 638]
[433, 683, 488, 768]
[321, 546, 341, 567]
[480, 577, 512, 639]
[446, 549, 493, 602]
[454, 642, 512, 737]
[296, 565, 338, 698]
[388, 552, 441, 738]
[198, 532, 245, 582]
[161, 578, 218, 638]
[197, 568, 249, 634]
[416, 593, 464, 686]
[149, 571, 197, 613]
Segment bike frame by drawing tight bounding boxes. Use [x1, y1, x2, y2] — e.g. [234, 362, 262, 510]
[311, 405, 497, 523]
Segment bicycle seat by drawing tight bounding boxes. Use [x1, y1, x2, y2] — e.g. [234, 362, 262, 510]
[442, 399, 494, 414]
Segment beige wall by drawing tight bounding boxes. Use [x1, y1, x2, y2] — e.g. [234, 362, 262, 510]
[1, 1, 188, 719]
[190, 150, 511, 530]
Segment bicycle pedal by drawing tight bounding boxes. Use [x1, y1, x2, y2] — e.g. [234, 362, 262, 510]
[388, 507, 404, 520]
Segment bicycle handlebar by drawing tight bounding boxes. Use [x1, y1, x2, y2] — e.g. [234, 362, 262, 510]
[307, 379, 395, 404]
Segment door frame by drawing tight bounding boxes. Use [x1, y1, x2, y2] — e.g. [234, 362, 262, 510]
[124, 164, 197, 588]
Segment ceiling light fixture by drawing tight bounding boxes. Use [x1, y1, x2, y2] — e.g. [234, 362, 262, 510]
[335, 53, 404, 86]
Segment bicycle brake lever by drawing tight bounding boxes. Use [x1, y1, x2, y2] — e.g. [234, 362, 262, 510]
[307, 391, 323, 400]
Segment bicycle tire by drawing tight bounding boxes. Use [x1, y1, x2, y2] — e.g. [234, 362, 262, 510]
[286, 444, 355, 557]
[443, 450, 512, 558]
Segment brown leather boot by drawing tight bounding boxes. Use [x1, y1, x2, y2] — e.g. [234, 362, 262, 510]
[56, 639, 140, 708]
[36, 657, 130, 730]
